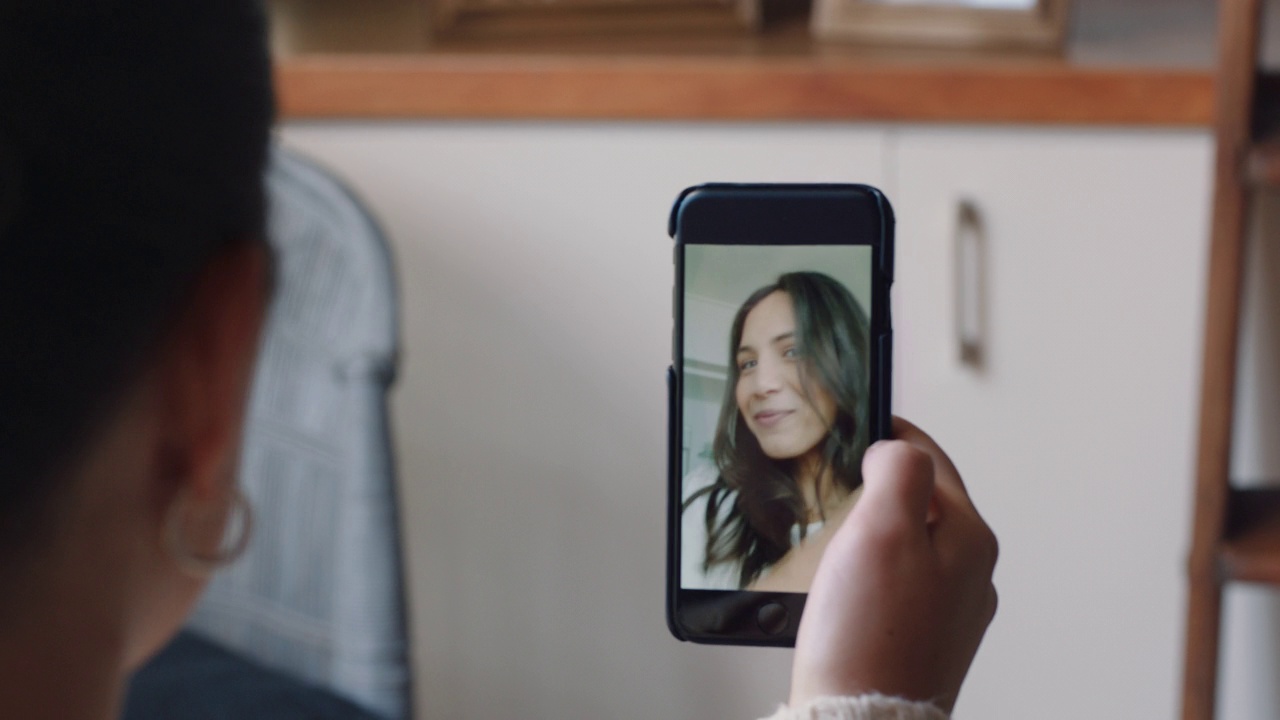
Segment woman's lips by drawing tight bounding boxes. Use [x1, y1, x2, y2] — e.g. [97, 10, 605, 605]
[752, 409, 793, 428]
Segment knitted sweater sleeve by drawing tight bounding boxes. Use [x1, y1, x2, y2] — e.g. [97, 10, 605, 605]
[760, 694, 949, 720]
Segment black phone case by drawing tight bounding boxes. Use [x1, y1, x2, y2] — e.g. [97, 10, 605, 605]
[666, 183, 894, 647]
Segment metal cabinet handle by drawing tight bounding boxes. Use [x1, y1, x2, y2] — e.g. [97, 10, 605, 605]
[955, 199, 986, 370]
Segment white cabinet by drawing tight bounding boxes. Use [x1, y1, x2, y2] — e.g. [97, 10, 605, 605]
[277, 122, 1215, 720]
[890, 128, 1212, 719]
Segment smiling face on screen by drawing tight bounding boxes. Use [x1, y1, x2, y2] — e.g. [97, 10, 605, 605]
[733, 291, 837, 462]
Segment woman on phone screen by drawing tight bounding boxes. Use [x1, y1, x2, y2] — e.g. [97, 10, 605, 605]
[684, 271, 871, 592]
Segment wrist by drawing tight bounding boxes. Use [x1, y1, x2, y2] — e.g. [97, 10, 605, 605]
[767, 694, 949, 720]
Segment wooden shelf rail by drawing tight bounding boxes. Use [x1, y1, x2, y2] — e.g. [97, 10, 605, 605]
[274, 55, 1214, 124]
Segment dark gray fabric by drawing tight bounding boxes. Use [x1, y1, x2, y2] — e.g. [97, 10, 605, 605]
[123, 631, 386, 720]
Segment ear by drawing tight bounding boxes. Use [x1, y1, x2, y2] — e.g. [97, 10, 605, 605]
[154, 239, 270, 502]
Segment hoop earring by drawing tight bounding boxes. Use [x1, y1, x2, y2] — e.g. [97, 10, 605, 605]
[164, 487, 254, 579]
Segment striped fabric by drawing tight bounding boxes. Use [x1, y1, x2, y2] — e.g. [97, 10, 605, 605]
[187, 147, 411, 719]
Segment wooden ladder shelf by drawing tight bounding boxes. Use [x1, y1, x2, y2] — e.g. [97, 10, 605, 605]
[1181, 0, 1280, 718]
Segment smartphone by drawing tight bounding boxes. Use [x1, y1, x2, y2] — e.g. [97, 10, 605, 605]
[667, 184, 894, 647]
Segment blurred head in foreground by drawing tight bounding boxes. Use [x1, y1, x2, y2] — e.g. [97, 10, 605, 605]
[0, 1, 273, 715]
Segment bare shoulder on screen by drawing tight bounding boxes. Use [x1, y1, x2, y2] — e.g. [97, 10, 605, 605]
[750, 487, 863, 593]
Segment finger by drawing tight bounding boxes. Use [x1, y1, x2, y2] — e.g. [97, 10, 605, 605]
[928, 475, 1000, 577]
[854, 439, 937, 540]
[889, 417, 998, 568]
[891, 416, 973, 507]
[933, 499, 1000, 573]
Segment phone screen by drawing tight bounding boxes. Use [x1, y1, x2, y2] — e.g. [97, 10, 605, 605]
[667, 184, 892, 645]
[679, 244, 875, 594]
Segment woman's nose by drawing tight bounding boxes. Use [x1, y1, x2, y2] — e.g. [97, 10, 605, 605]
[751, 357, 784, 395]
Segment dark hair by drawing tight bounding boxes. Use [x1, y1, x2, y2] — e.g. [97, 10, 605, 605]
[688, 271, 870, 588]
[0, 2, 274, 554]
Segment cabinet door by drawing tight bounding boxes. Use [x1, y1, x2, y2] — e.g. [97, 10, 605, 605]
[892, 128, 1212, 719]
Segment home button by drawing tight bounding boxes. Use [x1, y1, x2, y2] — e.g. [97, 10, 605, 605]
[756, 602, 789, 635]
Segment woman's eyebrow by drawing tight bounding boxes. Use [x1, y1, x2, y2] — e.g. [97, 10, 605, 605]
[737, 331, 795, 354]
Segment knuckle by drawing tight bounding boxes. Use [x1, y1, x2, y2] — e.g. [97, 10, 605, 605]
[957, 511, 999, 570]
[983, 526, 1000, 568]
[881, 440, 934, 475]
[867, 441, 935, 491]
[852, 514, 913, 550]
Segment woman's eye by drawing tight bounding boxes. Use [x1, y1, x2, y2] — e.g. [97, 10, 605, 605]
[738, 358, 756, 371]
[783, 347, 798, 358]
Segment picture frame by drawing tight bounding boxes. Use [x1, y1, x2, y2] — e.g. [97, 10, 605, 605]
[811, 0, 1070, 51]
[431, 0, 760, 40]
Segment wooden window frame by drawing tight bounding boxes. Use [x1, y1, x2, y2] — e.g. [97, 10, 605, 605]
[432, 0, 761, 39]
[810, 0, 1070, 50]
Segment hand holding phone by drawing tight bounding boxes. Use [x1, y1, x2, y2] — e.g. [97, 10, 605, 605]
[789, 418, 998, 714]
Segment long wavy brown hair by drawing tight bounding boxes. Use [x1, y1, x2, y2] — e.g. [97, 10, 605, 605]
[685, 271, 870, 588]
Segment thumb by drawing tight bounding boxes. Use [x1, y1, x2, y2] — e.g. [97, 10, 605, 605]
[854, 440, 937, 539]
